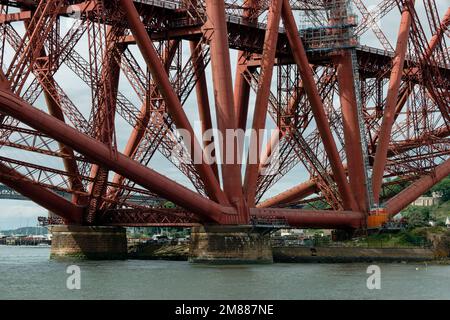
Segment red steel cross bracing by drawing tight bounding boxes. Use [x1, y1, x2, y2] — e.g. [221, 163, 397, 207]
[0, 0, 448, 229]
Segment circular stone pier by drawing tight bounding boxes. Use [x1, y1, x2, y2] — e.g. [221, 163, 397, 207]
[50, 225, 127, 260]
[189, 225, 273, 264]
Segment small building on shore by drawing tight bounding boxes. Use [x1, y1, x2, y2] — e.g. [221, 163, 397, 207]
[0, 233, 6, 245]
[412, 192, 442, 207]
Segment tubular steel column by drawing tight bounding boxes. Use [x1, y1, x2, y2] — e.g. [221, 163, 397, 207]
[336, 51, 369, 213]
[371, 5, 447, 145]
[0, 73, 8, 89]
[385, 159, 450, 216]
[190, 40, 219, 180]
[424, 7, 450, 60]
[204, 0, 246, 219]
[119, 0, 228, 206]
[0, 89, 234, 223]
[0, 161, 84, 223]
[258, 78, 305, 173]
[109, 101, 150, 198]
[234, 55, 251, 131]
[258, 129, 281, 177]
[281, 0, 357, 211]
[22, 17, 84, 204]
[114, 39, 178, 158]
[86, 25, 123, 222]
[371, 9, 447, 148]
[2, 56, 83, 202]
[372, 1, 414, 203]
[258, 180, 318, 208]
[110, 40, 180, 197]
[233, 0, 258, 131]
[43, 86, 84, 202]
[244, 0, 283, 207]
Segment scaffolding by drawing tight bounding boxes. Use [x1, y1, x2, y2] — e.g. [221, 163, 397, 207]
[298, 0, 359, 54]
[298, 0, 375, 209]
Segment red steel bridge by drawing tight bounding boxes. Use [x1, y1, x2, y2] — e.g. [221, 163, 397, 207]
[0, 0, 448, 230]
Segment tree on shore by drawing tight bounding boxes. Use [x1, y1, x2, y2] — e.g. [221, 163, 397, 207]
[430, 175, 450, 202]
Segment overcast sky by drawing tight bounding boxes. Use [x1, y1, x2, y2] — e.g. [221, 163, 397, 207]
[0, 0, 448, 230]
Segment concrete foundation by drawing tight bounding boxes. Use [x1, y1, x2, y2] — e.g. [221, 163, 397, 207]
[50, 225, 127, 260]
[189, 225, 273, 264]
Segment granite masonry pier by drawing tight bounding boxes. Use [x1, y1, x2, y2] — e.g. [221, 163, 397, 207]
[50, 225, 127, 260]
[189, 225, 273, 264]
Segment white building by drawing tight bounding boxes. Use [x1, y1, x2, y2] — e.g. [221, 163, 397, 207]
[278, 229, 305, 237]
[446, 217, 450, 228]
[412, 192, 443, 207]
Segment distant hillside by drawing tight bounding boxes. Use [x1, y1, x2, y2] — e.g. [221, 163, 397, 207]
[398, 175, 449, 224]
[400, 200, 450, 228]
[0, 226, 48, 236]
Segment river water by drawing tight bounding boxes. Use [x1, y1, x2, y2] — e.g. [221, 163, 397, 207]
[0, 246, 449, 300]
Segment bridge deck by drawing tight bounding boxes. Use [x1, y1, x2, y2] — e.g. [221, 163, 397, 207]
[2, 0, 448, 84]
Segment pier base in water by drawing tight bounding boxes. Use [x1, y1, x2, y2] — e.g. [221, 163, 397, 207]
[50, 225, 127, 260]
[189, 225, 273, 264]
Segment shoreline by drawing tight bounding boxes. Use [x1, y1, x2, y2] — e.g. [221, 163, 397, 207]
[127, 243, 448, 264]
[2, 244, 449, 264]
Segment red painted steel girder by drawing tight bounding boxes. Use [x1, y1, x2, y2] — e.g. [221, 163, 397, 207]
[372, 1, 415, 203]
[99, 206, 364, 229]
[261, 123, 449, 208]
[0, 0, 448, 230]
[387, 127, 450, 157]
[251, 208, 364, 229]
[385, 159, 450, 216]
[244, 0, 283, 207]
[189, 40, 219, 180]
[281, 0, 357, 211]
[0, 89, 235, 224]
[0, 161, 83, 223]
[258, 180, 319, 208]
[203, 0, 246, 215]
[119, 0, 228, 207]
[100, 208, 201, 227]
[336, 51, 369, 212]
[424, 7, 450, 58]
[0, 85, 368, 229]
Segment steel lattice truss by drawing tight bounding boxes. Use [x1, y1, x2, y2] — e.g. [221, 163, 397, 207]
[0, 0, 448, 228]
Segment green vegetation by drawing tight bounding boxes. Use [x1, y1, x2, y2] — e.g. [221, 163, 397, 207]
[0, 227, 47, 236]
[400, 201, 449, 226]
[367, 230, 428, 247]
[430, 201, 450, 223]
[380, 177, 412, 199]
[401, 206, 432, 228]
[398, 175, 450, 226]
[430, 175, 450, 202]
[358, 227, 450, 249]
[304, 199, 331, 210]
[345, 174, 449, 249]
[340, 230, 430, 248]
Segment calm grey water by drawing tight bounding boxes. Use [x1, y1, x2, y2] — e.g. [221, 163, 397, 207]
[0, 246, 449, 300]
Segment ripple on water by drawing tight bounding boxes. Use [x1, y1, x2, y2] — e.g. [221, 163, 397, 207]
[0, 246, 449, 300]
